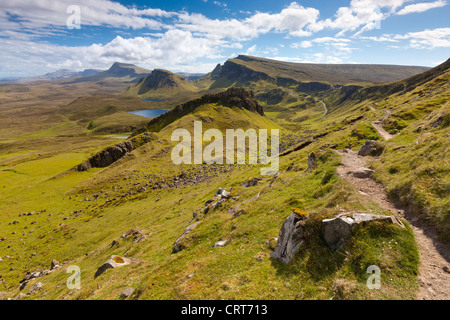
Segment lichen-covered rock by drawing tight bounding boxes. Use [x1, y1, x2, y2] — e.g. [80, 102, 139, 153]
[94, 255, 139, 278]
[322, 213, 405, 251]
[271, 212, 309, 264]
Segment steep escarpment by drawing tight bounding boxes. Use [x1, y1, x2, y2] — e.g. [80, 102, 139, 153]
[135, 87, 265, 133]
[76, 141, 134, 171]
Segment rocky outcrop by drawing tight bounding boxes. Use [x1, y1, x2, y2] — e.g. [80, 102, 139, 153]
[213, 60, 272, 86]
[271, 210, 310, 264]
[140, 88, 265, 133]
[76, 141, 134, 171]
[210, 63, 223, 80]
[322, 213, 405, 251]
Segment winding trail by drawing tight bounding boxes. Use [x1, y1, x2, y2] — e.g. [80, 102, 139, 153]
[336, 149, 450, 300]
[369, 107, 395, 140]
[318, 100, 328, 118]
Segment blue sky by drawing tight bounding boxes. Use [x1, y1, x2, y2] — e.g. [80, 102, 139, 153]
[0, 0, 449, 77]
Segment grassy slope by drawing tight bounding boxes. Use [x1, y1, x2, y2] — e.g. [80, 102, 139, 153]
[321, 59, 450, 241]
[226, 55, 430, 84]
[124, 70, 200, 100]
[0, 97, 419, 300]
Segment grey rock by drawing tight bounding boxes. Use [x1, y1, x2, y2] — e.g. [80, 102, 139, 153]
[172, 222, 199, 253]
[15, 293, 26, 300]
[271, 212, 309, 264]
[322, 213, 405, 251]
[307, 152, 316, 169]
[322, 216, 357, 251]
[358, 140, 383, 157]
[27, 282, 43, 295]
[227, 205, 244, 217]
[350, 168, 375, 178]
[50, 259, 60, 270]
[120, 287, 135, 299]
[241, 177, 261, 187]
[213, 240, 228, 247]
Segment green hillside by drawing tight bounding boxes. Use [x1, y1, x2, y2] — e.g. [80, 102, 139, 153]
[0, 56, 448, 301]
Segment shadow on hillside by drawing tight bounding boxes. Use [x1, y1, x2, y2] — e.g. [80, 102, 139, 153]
[270, 237, 346, 281]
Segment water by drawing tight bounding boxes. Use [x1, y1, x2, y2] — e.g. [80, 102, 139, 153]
[129, 109, 168, 117]
[140, 98, 165, 102]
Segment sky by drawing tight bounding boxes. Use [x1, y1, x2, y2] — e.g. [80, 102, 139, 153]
[0, 0, 449, 78]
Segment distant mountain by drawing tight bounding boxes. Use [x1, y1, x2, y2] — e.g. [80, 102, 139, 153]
[176, 72, 207, 81]
[205, 55, 431, 89]
[64, 62, 152, 84]
[124, 69, 199, 99]
[0, 68, 101, 84]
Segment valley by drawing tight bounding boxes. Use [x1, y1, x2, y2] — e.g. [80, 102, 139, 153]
[0, 55, 448, 301]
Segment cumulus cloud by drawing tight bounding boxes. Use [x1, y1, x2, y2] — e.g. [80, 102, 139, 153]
[397, 0, 447, 15]
[309, 0, 410, 35]
[176, 2, 320, 40]
[0, 29, 232, 76]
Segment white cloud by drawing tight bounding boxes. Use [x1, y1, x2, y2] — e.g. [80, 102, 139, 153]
[176, 2, 319, 40]
[0, 0, 174, 38]
[361, 27, 450, 48]
[310, 0, 410, 35]
[0, 29, 232, 77]
[397, 0, 447, 15]
[402, 27, 450, 48]
[291, 37, 353, 53]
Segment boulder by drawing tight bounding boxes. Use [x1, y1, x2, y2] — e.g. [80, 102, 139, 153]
[120, 287, 135, 299]
[322, 216, 357, 251]
[322, 213, 405, 251]
[213, 240, 227, 247]
[358, 140, 383, 156]
[172, 222, 199, 253]
[271, 212, 309, 264]
[94, 255, 138, 278]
